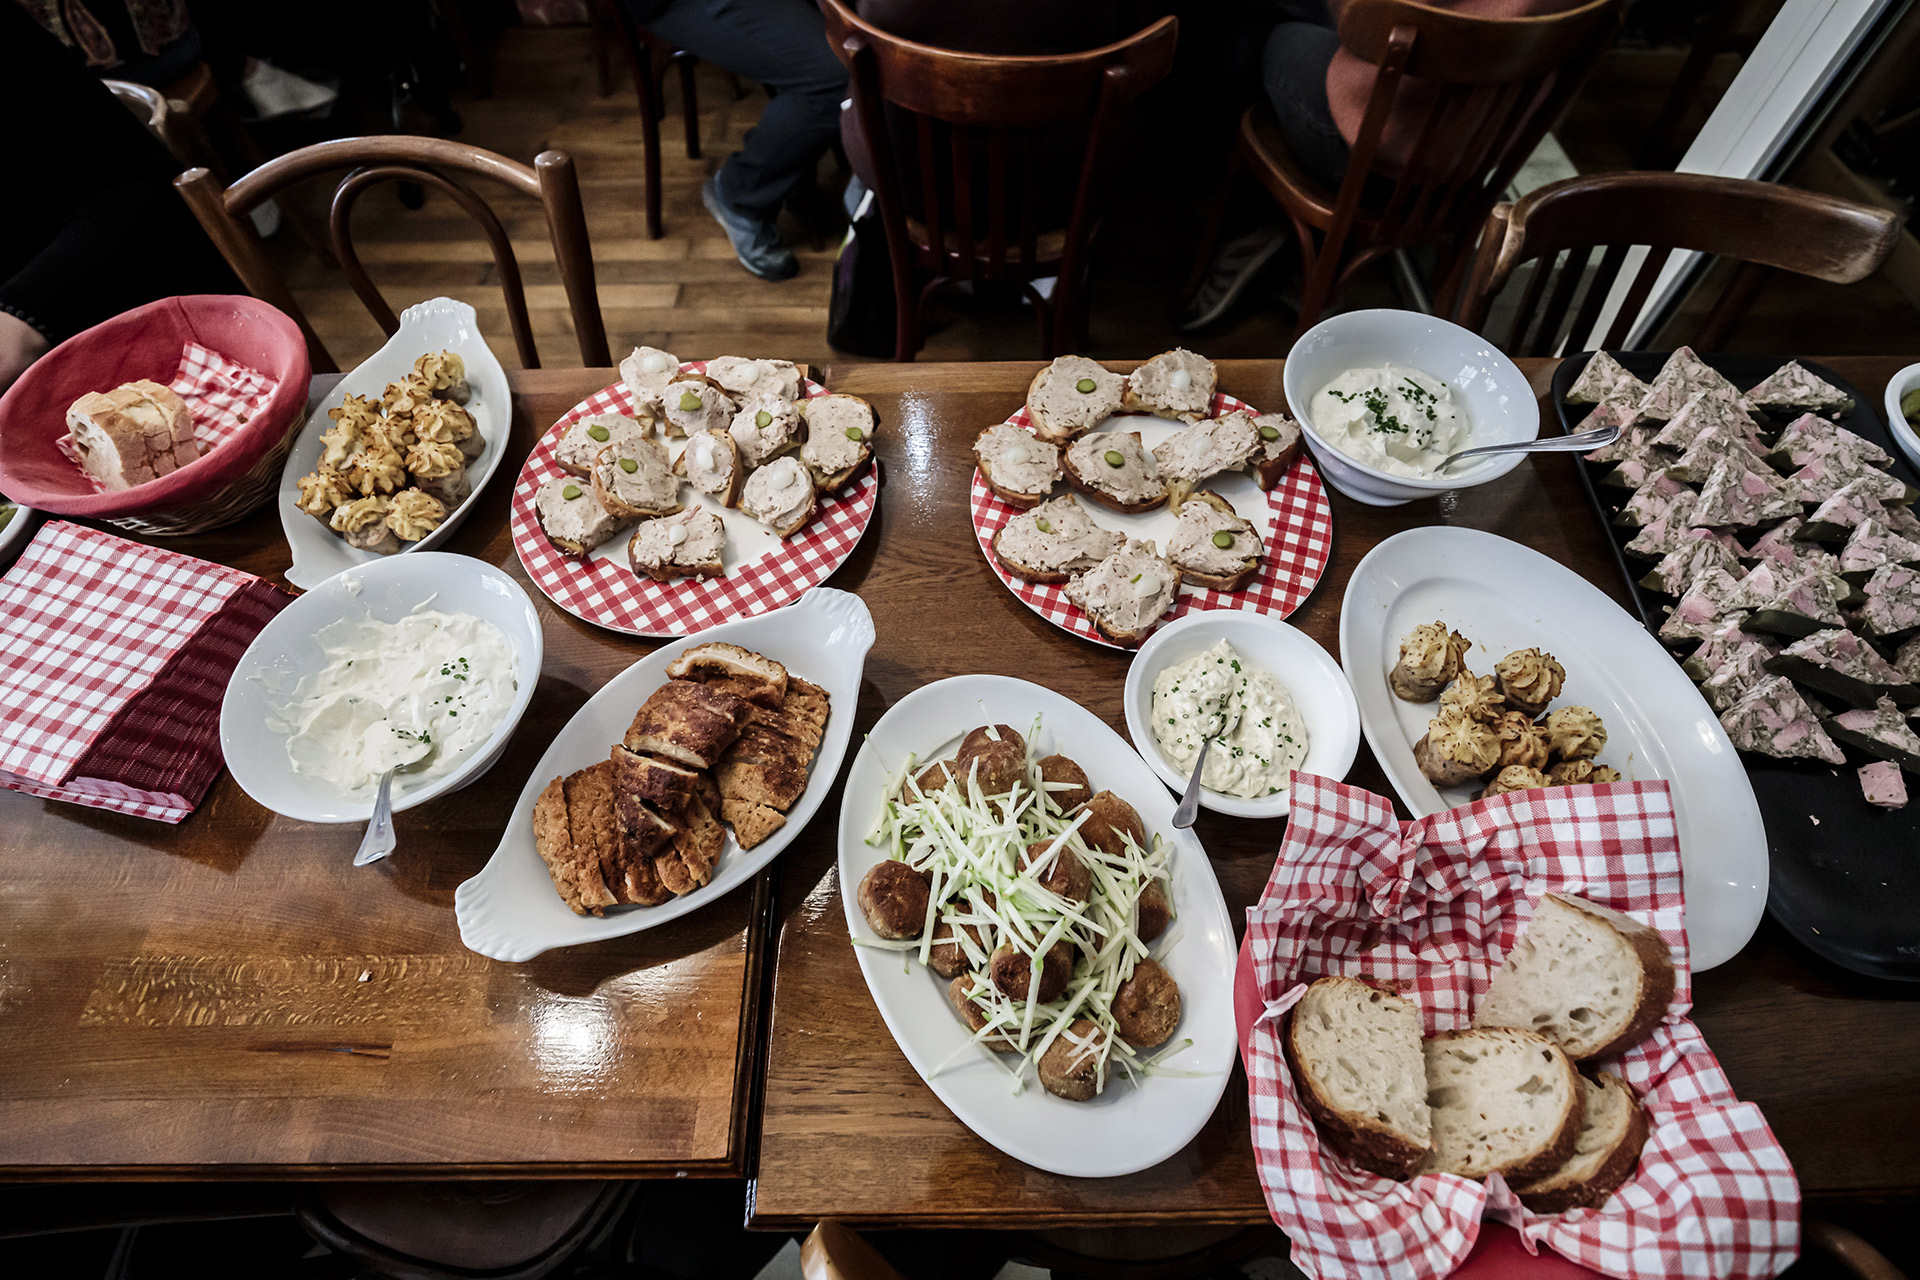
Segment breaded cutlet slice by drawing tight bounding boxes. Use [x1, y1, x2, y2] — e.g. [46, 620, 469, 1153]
[610, 743, 706, 811]
[666, 642, 788, 707]
[624, 679, 747, 769]
[657, 794, 727, 895]
[534, 776, 596, 915]
[609, 791, 678, 906]
[563, 762, 623, 916]
[721, 797, 787, 850]
[715, 724, 811, 811]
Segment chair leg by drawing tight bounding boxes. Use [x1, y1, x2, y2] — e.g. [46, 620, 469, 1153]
[678, 55, 702, 160]
[636, 54, 664, 240]
[589, 0, 618, 97]
[893, 266, 923, 362]
[1293, 233, 1342, 341]
[1184, 145, 1244, 302]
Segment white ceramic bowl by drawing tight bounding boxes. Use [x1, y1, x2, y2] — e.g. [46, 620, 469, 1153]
[220, 552, 543, 823]
[1282, 308, 1540, 506]
[1122, 609, 1360, 818]
[1882, 361, 1920, 473]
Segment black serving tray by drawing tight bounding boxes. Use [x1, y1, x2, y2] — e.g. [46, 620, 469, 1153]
[1558, 352, 1920, 982]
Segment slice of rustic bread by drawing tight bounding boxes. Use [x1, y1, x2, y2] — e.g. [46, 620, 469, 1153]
[1474, 893, 1676, 1061]
[1510, 1071, 1648, 1213]
[1284, 976, 1433, 1180]
[1422, 1027, 1584, 1184]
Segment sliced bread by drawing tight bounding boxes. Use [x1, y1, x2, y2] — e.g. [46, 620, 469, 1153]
[1027, 355, 1127, 442]
[1061, 539, 1180, 645]
[1423, 1027, 1584, 1184]
[1474, 893, 1676, 1061]
[975, 424, 1062, 508]
[1284, 976, 1433, 1180]
[1250, 413, 1304, 490]
[1165, 490, 1263, 591]
[1510, 1071, 1648, 1213]
[1122, 348, 1216, 423]
[990, 493, 1125, 584]
[1063, 430, 1167, 514]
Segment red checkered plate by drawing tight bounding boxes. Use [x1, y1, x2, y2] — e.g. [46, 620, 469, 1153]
[510, 364, 878, 637]
[968, 392, 1333, 649]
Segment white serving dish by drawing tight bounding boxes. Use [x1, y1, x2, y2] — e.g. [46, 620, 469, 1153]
[221, 551, 543, 824]
[456, 587, 874, 962]
[1882, 360, 1920, 473]
[838, 675, 1239, 1179]
[1338, 526, 1766, 971]
[278, 297, 511, 589]
[0, 497, 34, 564]
[1122, 608, 1359, 818]
[1283, 308, 1539, 507]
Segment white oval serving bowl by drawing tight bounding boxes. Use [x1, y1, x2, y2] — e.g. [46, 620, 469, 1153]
[1882, 360, 1920, 473]
[1122, 608, 1360, 818]
[1282, 308, 1539, 507]
[220, 551, 543, 823]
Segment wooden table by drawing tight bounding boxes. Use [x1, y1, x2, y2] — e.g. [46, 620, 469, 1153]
[746, 356, 1920, 1228]
[0, 372, 772, 1180]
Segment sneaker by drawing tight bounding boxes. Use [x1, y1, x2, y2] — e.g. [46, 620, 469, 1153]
[702, 175, 798, 281]
[1175, 226, 1290, 332]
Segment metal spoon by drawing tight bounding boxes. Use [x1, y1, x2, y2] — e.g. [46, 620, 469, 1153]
[1172, 735, 1217, 830]
[1437, 421, 1622, 472]
[353, 767, 402, 867]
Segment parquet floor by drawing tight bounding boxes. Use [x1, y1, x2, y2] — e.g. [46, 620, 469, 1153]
[269, 25, 1920, 380]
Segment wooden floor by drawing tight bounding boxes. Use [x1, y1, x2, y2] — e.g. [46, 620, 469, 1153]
[272, 26, 1920, 380]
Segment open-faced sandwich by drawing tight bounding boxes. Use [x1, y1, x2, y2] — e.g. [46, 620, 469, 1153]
[798, 393, 877, 491]
[1164, 490, 1262, 591]
[990, 493, 1125, 585]
[1025, 355, 1127, 443]
[1063, 539, 1181, 645]
[1063, 431, 1167, 514]
[974, 425, 1062, 509]
[1122, 348, 1216, 423]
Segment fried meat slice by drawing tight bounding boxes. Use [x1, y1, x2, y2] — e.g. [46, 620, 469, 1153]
[665, 642, 789, 707]
[624, 679, 748, 768]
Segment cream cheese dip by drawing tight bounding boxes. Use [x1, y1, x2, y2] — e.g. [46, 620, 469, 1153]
[268, 608, 517, 795]
[1309, 363, 1470, 477]
[1151, 639, 1308, 798]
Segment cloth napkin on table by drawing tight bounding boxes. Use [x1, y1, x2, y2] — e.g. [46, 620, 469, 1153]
[1239, 775, 1799, 1280]
[56, 341, 279, 490]
[0, 521, 290, 822]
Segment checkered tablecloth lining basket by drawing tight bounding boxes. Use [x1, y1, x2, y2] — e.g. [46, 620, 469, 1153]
[1240, 774, 1799, 1280]
[967, 391, 1333, 649]
[508, 364, 877, 636]
[57, 342, 300, 536]
[0, 520, 290, 822]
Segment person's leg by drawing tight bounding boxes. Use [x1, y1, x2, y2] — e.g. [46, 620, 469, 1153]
[1261, 20, 1348, 193]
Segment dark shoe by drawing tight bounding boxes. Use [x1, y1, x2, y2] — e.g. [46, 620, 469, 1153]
[1176, 226, 1290, 331]
[702, 175, 799, 281]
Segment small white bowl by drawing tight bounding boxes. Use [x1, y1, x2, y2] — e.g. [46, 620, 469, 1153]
[1882, 361, 1920, 473]
[221, 552, 543, 823]
[1282, 308, 1540, 507]
[1122, 609, 1360, 818]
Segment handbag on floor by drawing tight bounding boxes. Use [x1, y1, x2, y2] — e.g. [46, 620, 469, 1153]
[827, 187, 897, 358]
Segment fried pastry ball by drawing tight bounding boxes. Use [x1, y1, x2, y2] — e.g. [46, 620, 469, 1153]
[1019, 838, 1092, 904]
[928, 892, 995, 978]
[1077, 790, 1146, 857]
[1038, 1019, 1110, 1101]
[959, 723, 1027, 761]
[912, 758, 956, 795]
[955, 738, 1026, 797]
[1037, 753, 1092, 812]
[989, 939, 1075, 1003]
[947, 976, 1015, 1050]
[1135, 878, 1173, 943]
[858, 860, 930, 940]
[1111, 958, 1181, 1048]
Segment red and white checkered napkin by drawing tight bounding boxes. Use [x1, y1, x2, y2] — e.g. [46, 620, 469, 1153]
[58, 342, 280, 488]
[508, 363, 878, 637]
[0, 521, 289, 822]
[1242, 775, 1799, 1280]
[968, 392, 1333, 650]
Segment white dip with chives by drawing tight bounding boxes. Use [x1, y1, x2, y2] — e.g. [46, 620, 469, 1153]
[1151, 640, 1307, 798]
[268, 609, 517, 795]
[1309, 363, 1470, 477]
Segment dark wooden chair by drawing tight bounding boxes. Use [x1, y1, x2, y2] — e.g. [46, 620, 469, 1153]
[588, 0, 702, 240]
[174, 136, 611, 374]
[819, 0, 1179, 361]
[294, 1181, 634, 1280]
[1190, 0, 1620, 340]
[1458, 171, 1901, 355]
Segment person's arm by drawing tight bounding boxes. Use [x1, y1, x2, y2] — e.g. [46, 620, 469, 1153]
[0, 310, 52, 398]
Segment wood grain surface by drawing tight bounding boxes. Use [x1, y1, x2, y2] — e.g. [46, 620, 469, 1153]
[745, 356, 1920, 1228]
[0, 371, 773, 1180]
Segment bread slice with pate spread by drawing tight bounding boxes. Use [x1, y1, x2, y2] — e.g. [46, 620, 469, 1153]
[1422, 1027, 1584, 1184]
[1062, 538, 1181, 645]
[590, 437, 683, 521]
[1026, 355, 1127, 442]
[1063, 430, 1168, 514]
[1284, 976, 1433, 1180]
[556, 412, 652, 478]
[1122, 349, 1216, 423]
[673, 428, 745, 507]
[619, 345, 681, 416]
[799, 393, 877, 491]
[536, 473, 631, 555]
[628, 507, 727, 581]
[1165, 491, 1263, 591]
[738, 455, 817, 537]
[1152, 412, 1261, 510]
[1250, 413, 1305, 490]
[990, 493, 1125, 584]
[974, 424, 1062, 508]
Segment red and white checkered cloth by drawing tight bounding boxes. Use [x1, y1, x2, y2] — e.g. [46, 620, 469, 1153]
[1241, 775, 1798, 1280]
[57, 342, 280, 489]
[0, 521, 289, 822]
[509, 363, 878, 636]
[968, 392, 1333, 649]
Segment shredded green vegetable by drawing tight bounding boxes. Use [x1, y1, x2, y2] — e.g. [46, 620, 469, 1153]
[865, 717, 1183, 1096]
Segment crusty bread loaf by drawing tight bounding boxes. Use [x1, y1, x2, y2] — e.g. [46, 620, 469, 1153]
[1423, 1027, 1584, 1184]
[1284, 976, 1433, 1180]
[1510, 1071, 1647, 1213]
[66, 380, 199, 490]
[1474, 893, 1675, 1061]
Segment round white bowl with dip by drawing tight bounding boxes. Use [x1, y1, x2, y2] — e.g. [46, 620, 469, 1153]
[1123, 609, 1360, 818]
[1283, 309, 1539, 506]
[1882, 361, 1920, 473]
[221, 551, 542, 823]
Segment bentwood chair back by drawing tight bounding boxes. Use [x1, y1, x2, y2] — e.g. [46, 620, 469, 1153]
[819, 0, 1178, 360]
[174, 137, 610, 374]
[1459, 171, 1900, 355]
[1196, 0, 1619, 340]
